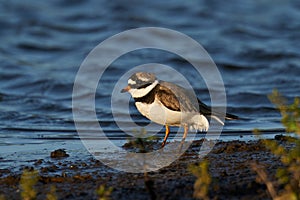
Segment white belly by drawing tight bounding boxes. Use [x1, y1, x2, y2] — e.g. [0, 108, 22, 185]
[135, 100, 182, 126]
[135, 99, 209, 131]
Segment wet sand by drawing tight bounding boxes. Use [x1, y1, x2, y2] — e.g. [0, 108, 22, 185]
[0, 137, 290, 200]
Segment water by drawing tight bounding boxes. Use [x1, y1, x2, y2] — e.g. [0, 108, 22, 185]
[0, 1, 300, 161]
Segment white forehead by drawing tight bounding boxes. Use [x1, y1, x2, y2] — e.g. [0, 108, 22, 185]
[128, 79, 136, 85]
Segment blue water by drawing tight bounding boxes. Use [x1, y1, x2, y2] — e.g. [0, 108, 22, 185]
[0, 0, 300, 148]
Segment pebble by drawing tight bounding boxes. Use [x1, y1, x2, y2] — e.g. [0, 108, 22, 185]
[50, 149, 69, 158]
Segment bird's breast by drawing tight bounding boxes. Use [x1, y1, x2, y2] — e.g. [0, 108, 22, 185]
[135, 99, 182, 126]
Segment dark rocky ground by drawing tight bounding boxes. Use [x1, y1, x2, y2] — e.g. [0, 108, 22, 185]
[0, 138, 289, 200]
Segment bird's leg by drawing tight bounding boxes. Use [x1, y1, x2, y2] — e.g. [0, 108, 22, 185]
[161, 125, 170, 147]
[178, 124, 189, 152]
[182, 124, 188, 143]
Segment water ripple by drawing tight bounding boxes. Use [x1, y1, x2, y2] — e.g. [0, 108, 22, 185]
[0, 0, 299, 143]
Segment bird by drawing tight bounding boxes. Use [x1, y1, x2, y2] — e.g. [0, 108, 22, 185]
[121, 72, 238, 147]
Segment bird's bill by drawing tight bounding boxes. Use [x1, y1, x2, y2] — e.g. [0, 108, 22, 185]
[121, 85, 131, 93]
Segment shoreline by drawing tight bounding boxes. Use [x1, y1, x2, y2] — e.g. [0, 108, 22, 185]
[0, 136, 291, 200]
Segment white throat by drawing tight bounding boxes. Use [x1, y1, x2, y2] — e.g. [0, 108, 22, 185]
[129, 80, 158, 98]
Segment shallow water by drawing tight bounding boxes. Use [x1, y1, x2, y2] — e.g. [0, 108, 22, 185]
[0, 1, 299, 158]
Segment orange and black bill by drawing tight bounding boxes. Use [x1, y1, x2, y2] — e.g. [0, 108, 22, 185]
[121, 85, 131, 93]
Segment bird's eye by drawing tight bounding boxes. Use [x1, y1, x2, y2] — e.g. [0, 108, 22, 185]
[137, 83, 152, 89]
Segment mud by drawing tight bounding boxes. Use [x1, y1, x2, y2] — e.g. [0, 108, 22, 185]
[0, 137, 292, 200]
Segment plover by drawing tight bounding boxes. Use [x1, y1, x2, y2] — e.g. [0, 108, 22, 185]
[121, 72, 238, 147]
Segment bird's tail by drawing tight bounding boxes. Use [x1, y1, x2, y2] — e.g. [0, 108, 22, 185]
[211, 112, 238, 125]
[198, 100, 238, 125]
[224, 112, 239, 120]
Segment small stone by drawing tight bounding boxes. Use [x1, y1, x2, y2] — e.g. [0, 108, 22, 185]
[34, 159, 43, 165]
[50, 149, 69, 158]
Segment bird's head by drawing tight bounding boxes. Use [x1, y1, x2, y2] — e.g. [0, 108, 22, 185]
[121, 72, 159, 98]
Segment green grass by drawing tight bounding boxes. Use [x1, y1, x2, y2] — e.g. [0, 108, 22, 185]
[124, 127, 159, 152]
[20, 169, 39, 200]
[96, 184, 113, 200]
[46, 185, 57, 200]
[0, 194, 5, 200]
[1, 169, 58, 200]
[188, 160, 211, 200]
[253, 90, 300, 200]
